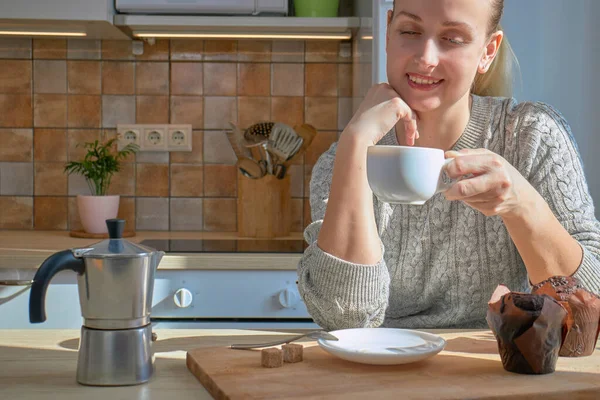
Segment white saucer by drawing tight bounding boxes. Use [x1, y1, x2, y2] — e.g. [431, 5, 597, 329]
[317, 328, 446, 365]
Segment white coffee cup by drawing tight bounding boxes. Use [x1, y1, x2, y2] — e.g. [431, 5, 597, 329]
[366, 145, 453, 205]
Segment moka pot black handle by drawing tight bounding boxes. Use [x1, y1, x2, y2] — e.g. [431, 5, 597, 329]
[29, 249, 85, 323]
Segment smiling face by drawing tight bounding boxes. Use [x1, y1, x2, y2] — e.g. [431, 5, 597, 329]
[386, 0, 501, 112]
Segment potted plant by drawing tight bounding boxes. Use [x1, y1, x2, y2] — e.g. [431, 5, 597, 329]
[64, 137, 138, 234]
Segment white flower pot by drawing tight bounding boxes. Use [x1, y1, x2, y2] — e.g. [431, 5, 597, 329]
[77, 195, 120, 234]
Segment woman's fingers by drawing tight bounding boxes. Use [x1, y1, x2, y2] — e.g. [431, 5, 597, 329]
[361, 97, 416, 142]
[444, 154, 499, 179]
[404, 109, 419, 146]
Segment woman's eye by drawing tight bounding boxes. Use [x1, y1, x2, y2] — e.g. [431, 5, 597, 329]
[399, 31, 420, 36]
[444, 37, 465, 45]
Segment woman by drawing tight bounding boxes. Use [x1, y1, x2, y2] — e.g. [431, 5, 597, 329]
[297, 0, 600, 330]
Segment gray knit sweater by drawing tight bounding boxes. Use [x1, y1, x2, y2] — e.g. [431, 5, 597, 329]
[297, 95, 600, 330]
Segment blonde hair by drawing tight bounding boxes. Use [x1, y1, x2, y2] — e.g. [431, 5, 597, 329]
[472, 0, 519, 97]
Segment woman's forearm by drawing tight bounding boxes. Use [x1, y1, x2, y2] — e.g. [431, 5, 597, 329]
[317, 135, 383, 264]
[502, 190, 582, 284]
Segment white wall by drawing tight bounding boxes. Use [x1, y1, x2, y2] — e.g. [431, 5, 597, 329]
[502, 0, 600, 218]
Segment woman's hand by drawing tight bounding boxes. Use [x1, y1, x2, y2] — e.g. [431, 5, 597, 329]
[342, 83, 419, 146]
[443, 148, 538, 218]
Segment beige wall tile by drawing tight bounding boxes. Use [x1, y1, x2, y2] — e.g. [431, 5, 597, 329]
[68, 172, 92, 196]
[170, 198, 203, 230]
[305, 97, 338, 131]
[271, 97, 304, 128]
[303, 164, 312, 199]
[203, 63, 236, 96]
[203, 131, 236, 164]
[291, 198, 304, 232]
[34, 129, 67, 161]
[34, 60, 67, 94]
[107, 163, 135, 196]
[68, 95, 101, 128]
[338, 97, 353, 131]
[136, 96, 169, 124]
[67, 39, 100, 60]
[33, 39, 67, 59]
[0, 196, 33, 229]
[135, 40, 169, 61]
[68, 196, 82, 231]
[238, 97, 270, 130]
[67, 129, 102, 161]
[238, 41, 271, 62]
[170, 40, 204, 61]
[203, 198, 236, 231]
[0, 38, 32, 59]
[305, 63, 338, 96]
[101, 41, 134, 60]
[289, 164, 304, 198]
[0, 162, 33, 195]
[0, 129, 32, 161]
[305, 41, 340, 62]
[116, 197, 136, 231]
[204, 97, 236, 130]
[170, 164, 203, 197]
[171, 62, 203, 95]
[136, 164, 169, 197]
[67, 61, 101, 94]
[338, 63, 353, 97]
[35, 162, 67, 195]
[271, 64, 304, 96]
[171, 130, 203, 163]
[102, 95, 135, 127]
[136, 62, 169, 95]
[170, 96, 203, 129]
[204, 165, 237, 197]
[0, 94, 32, 128]
[303, 197, 311, 227]
[0, 60, 31, 93]
[102, 61, 135, 95]
[238, 63, 270, 96]
[305, 131, 337, 165]
[33, 94, 66, 128]
[34, 196, 68, 230]
[271, 41, 304, 63]
[136, 152, 169, 164]
[136, 197, 169, 230]
[204, 40, 237, 61]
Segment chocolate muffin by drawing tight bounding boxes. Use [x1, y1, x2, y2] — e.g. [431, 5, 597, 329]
[532, 276, 600, 357]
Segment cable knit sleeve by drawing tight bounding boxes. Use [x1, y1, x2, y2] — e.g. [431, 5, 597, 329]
[512, 102, 600, 294]
[296, 142, 390, 331]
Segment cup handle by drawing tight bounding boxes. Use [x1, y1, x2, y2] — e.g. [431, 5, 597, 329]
[436, 158, 456, 193]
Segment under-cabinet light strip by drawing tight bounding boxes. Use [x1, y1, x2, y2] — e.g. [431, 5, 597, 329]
[0, 30, 86, 37]
[133, 32, 351, 40]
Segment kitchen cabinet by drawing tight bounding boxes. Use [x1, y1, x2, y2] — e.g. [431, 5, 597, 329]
[0, 0, 129, 39]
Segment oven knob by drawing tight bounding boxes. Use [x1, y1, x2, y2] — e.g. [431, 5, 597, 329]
[278, 288, 299, 308]
[174, 288, 193, 308]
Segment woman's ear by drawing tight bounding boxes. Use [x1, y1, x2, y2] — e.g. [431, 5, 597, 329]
[478, 31, 503, 73]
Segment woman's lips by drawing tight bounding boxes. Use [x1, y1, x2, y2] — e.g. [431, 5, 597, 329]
[406, 74, 444, 91]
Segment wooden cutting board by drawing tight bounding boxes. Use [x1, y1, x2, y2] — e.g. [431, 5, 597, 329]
[186, 330, 600, 400]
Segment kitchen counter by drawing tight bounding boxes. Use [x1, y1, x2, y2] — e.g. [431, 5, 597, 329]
[0, 230, 304, 271]
[1, 329, 598, 399]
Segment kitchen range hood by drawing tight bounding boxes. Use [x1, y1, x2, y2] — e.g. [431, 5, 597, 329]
[114, 0, 359, 40]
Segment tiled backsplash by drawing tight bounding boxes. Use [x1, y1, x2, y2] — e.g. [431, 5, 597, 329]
[0, 38, 355, 232]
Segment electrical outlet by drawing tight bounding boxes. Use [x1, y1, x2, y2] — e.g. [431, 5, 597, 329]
[116, 124, 141, 150]
[167, 124, 192, 151]
[141, 125, 168, 151]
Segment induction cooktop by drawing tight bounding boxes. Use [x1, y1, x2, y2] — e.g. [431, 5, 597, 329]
[139, 239, 307, 253]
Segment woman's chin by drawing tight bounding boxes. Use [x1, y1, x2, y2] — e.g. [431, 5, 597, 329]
[403, 96, 443, 113]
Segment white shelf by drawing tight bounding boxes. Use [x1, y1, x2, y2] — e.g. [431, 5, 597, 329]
[114, 15, 360, 38]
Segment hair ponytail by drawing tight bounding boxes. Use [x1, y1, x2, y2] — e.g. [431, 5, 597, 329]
[472, 25, 519, 98]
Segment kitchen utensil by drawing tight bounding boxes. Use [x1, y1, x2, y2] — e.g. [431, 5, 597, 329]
[230, 330, 338, 349]
[244, 121, 274, 140]
[317, 328, 446, 365]
[286, 123, 317, 164]
[228, 122, 252, 160]
[237, 157, 266, 179]
[244, 137, 273, 175]
[268, 123, 304, 163]
[29, 218, 164, 386]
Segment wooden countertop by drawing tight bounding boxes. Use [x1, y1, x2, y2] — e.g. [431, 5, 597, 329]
[1, 329, 598, 400]
[0, 230, 304, 271]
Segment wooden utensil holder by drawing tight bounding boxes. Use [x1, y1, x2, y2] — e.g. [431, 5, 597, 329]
[237, 170, 291, 238]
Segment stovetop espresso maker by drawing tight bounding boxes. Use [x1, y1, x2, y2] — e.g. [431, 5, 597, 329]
[29, 219, 164, 386]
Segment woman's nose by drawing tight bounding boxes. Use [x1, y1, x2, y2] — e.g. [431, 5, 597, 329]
[414, 39, 439, 69]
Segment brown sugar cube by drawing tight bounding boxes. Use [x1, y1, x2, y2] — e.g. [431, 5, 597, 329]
[282, 343, 303, 363]
[261, 347, 283, 368]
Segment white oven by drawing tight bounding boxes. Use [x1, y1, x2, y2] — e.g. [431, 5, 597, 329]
[115, 0, 289, 15]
